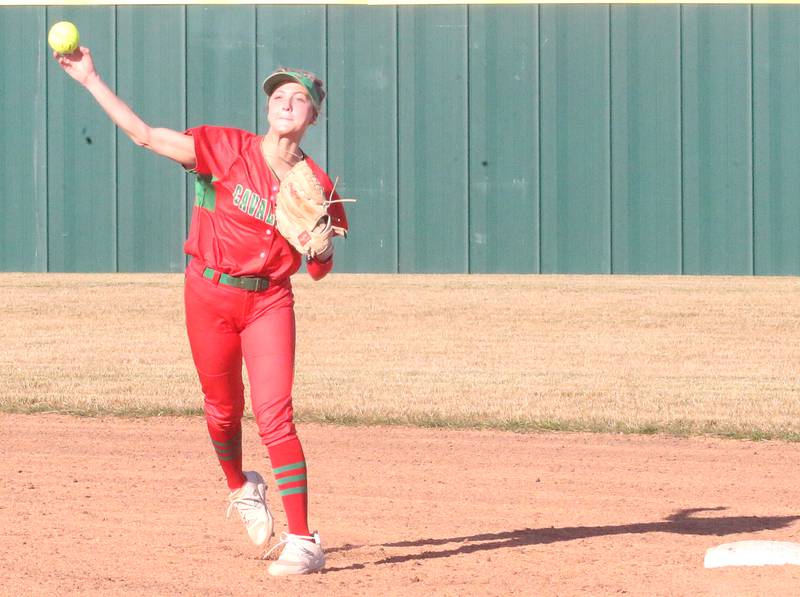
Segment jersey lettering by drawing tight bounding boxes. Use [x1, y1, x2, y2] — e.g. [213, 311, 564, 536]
[232, 184, 244, 207]
[239, 189, 251, 214]
[247, 193, 260, 217]
[231, 182, 275, 225]
[255, 199, 266, 220]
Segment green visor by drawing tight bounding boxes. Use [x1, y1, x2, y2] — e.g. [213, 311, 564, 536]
[262, 71, 322, 112]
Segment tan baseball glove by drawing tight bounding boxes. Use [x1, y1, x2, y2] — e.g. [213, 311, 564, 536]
[275, 160, 335, 260]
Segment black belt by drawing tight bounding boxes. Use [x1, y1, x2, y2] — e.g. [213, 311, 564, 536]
[202, 267, 271, 292]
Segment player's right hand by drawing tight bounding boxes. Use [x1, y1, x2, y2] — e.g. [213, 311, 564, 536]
[54, 46, 97, 86]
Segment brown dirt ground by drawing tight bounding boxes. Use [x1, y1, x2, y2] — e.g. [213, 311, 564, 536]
[2, 414, 799, 596]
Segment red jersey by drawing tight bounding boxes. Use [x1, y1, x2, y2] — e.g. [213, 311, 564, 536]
[184, 125, 348, 280]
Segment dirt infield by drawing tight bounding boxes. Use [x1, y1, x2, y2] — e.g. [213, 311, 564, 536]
[2, 414, 799, 596]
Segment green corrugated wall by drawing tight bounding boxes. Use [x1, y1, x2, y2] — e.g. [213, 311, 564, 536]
[2, 5, 800, 274]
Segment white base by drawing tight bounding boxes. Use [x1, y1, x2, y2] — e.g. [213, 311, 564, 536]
[704, 541, 800, 568]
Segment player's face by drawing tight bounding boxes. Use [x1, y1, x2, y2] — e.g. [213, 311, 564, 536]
[267, 82, 317, 137]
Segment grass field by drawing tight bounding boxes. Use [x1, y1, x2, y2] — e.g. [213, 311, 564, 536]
[2, 273, 799, 440]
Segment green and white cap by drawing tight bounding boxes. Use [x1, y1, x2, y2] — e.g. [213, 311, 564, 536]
[262, 68, 325, 113]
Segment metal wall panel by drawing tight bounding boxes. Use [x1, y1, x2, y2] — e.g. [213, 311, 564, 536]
[327, 7, 398, 273]
[753, 7, 800, 275]
[255, 6, 327, 276]
[256, 6, 328, 166]
[397, 6, 469, 273]
[186, 6, 256, 132]
[116, 6, 187, 272]
[610, 6, 682, 274]
[46, 6, 117, 272]
[1, 8, 48, 271]
[5, 6, 800, 275]
[681, 6, 753, 274]
[186, 6, 257, 242]
[468, 6, 539, 274]
[540, 6, 611, 274]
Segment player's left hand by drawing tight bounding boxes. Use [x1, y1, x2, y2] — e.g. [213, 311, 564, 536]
[275, 161, 336, 259]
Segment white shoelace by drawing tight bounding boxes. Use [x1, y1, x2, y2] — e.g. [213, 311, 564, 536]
[262, 532, 316, 560]
[226, 490, 264, 525]
[325, 176, 357, 207]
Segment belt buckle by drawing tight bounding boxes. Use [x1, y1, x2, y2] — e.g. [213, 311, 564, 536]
[239, 275, 268, 292]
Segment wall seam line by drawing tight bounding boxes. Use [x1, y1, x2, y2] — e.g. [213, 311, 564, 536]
[183, 4, 189, 264]
[750, 5, 756, 275]
[395, 5, 400, 273]
[326, 4, 330, 173]
[608, 5, 613, 274]
[679, 5, 685, 275]
[465, 5, 471, 274]
[44, 6, 50, 272]
[114, 6, 119, 273]
[537, 6, 542, 274]
[253, 4, 258, 136]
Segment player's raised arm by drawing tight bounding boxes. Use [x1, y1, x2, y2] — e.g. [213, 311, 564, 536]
[53, 47, 196, 169]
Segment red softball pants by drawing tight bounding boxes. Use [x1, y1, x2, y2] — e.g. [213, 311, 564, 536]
[184, 259, 297, 448]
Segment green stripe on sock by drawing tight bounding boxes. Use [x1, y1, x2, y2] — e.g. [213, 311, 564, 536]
[273, 460, 305, 475]
[210, 433, 241, 448]
[214, 445, 240, 456]
[276, 473, 307, 486]
[217, 453, 240, 462]
[279, 486, 308, 497]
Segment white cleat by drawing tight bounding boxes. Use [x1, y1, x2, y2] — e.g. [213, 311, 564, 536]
[226, 471, 274, 547]
[265, 531, 325, 576]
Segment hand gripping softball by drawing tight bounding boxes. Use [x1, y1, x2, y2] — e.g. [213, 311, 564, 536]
[275, 161, 353, 260]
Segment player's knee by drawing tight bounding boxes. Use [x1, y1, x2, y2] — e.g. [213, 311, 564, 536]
[260, 421, 297, 448]
[204, 400, 244, 429]
[200, 375, 245, 426]
[254, 402, 296, 447]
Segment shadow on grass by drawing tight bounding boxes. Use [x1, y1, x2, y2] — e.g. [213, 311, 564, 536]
[323, 507, 800, 572]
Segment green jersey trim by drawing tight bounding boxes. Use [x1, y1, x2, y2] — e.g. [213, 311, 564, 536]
[194, 174, 218, 211]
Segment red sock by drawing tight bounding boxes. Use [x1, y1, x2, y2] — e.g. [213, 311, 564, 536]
[268, 437, 310, 536]
[207, 421, 247, 490]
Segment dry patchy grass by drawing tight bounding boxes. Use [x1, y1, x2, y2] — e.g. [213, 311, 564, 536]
[2, 273, 799, 438]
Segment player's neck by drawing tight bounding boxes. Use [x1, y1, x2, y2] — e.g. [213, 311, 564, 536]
[261, 133, 304, 169]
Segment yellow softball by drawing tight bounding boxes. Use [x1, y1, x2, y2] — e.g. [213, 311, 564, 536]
[48, 21, 80, 55]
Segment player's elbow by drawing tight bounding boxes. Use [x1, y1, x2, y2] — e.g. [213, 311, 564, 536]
[307, 266, 328, 282]
[129, 125, 153, 149]
[307, 256, 333, 281]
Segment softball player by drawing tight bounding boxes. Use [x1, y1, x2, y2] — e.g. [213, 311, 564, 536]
[54, 48, 348, 576]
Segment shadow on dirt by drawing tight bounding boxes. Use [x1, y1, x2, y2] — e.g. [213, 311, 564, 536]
[323, 507, 800, 571]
